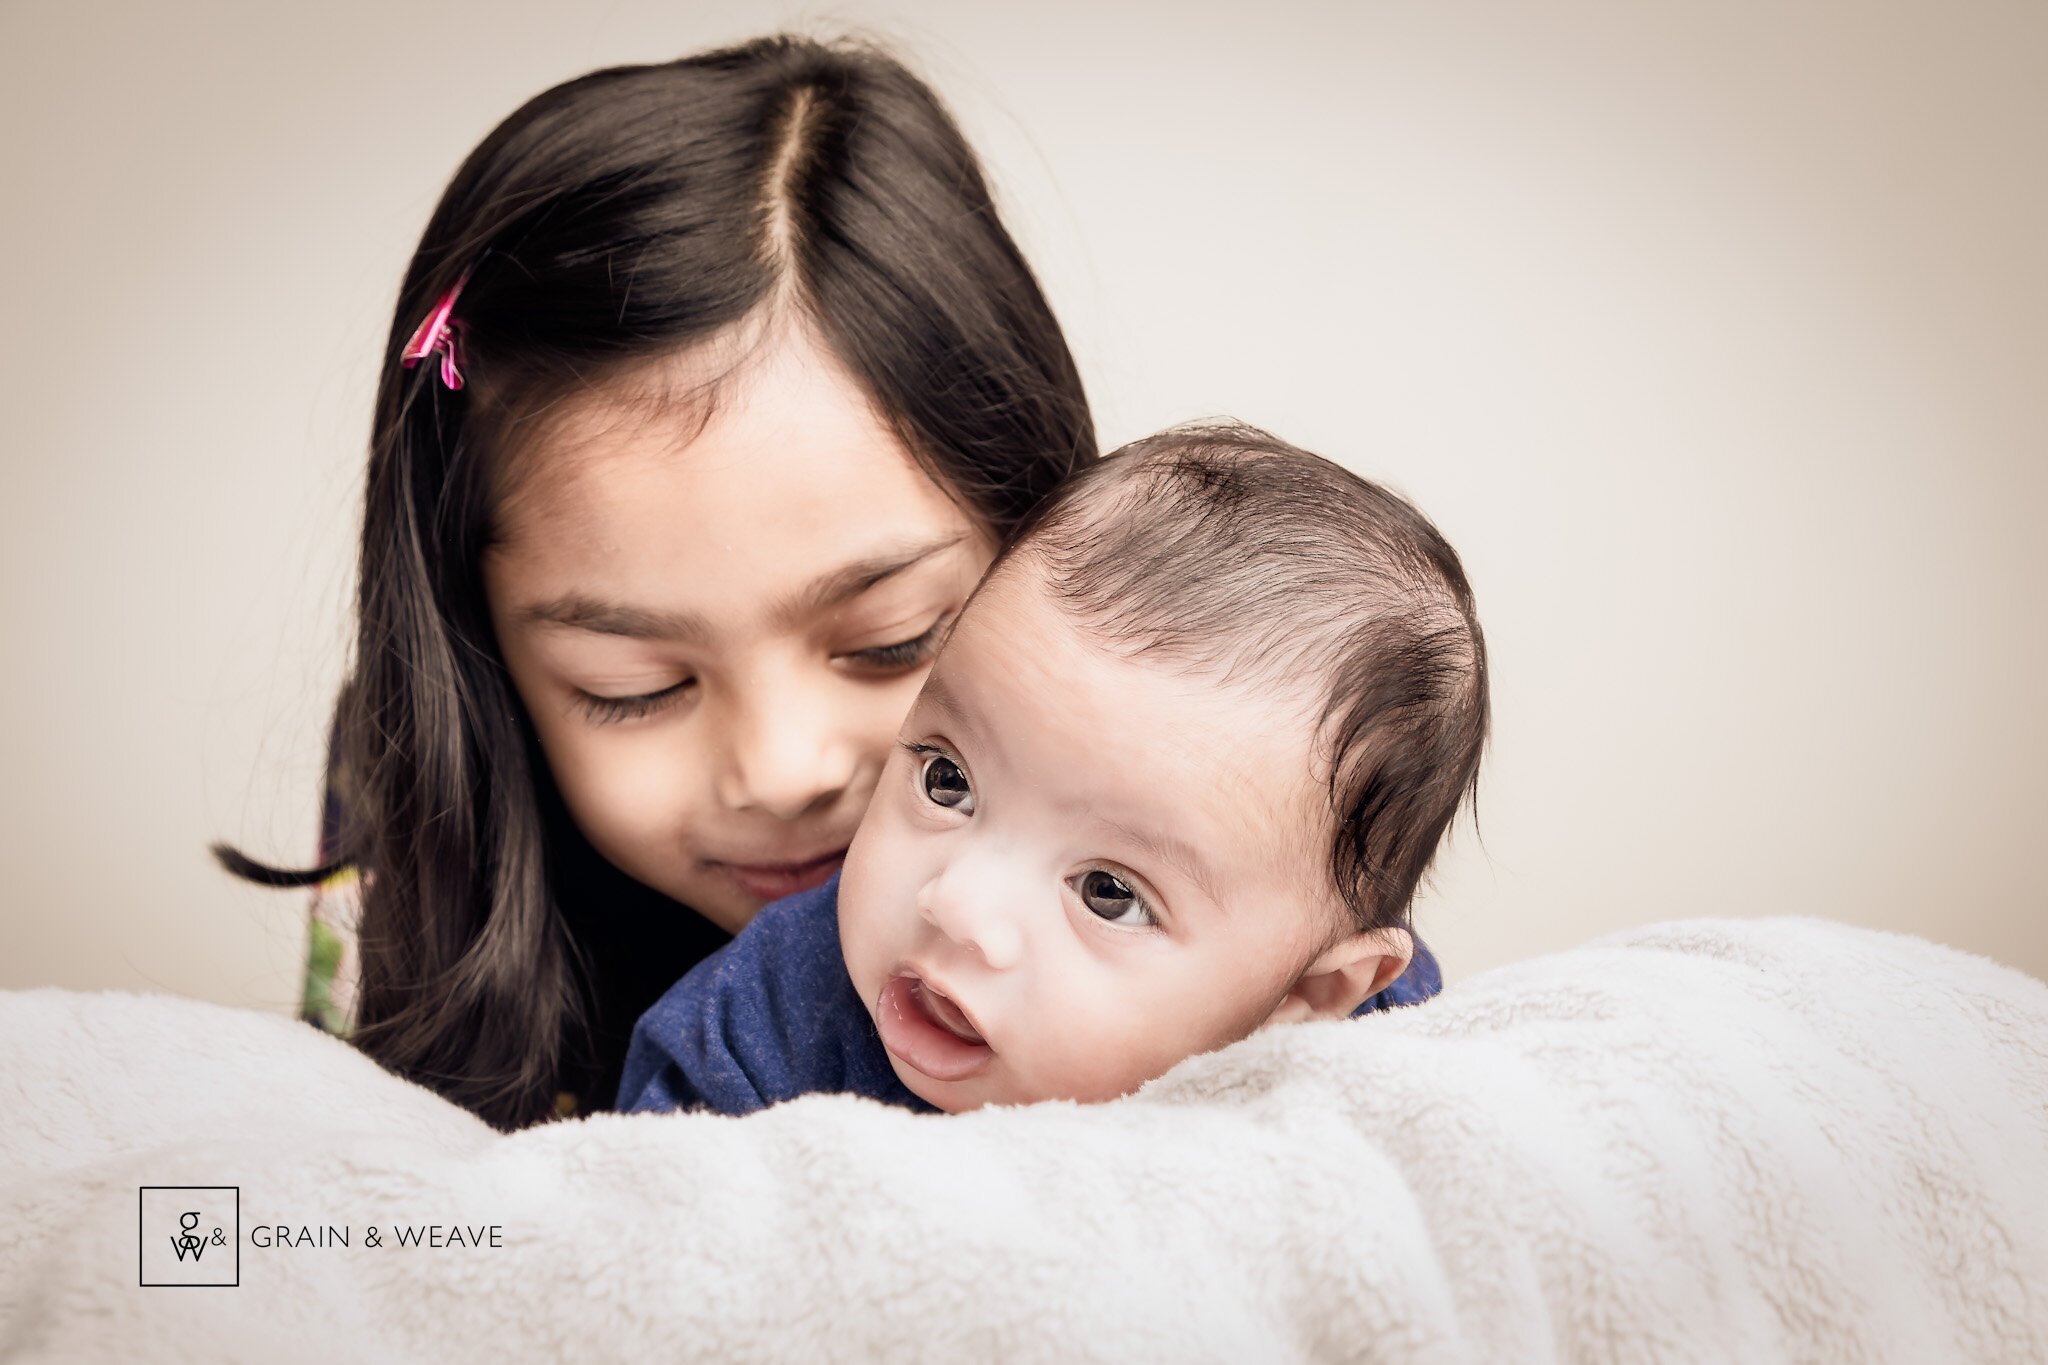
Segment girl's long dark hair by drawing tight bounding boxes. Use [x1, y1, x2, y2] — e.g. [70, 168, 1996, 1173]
[220, 36, 1095, 1130]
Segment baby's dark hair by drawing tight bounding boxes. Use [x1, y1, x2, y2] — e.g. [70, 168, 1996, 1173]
[1005, 423, 1488, 935]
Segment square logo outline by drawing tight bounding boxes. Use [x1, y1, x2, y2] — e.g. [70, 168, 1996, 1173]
[138, 1186, 240, 1287]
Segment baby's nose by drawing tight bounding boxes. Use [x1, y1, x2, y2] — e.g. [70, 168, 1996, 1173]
[918, 868, 1026, 971]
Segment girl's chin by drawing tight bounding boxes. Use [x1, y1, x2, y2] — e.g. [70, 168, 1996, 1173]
[692, 847, 843, 912]
[709, 849, 848, 906]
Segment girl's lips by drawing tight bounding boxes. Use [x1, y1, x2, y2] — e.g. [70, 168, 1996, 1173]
[875, 974, 993, 1083]
[711, 848, 847, 903]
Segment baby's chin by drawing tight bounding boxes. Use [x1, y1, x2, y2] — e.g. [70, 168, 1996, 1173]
[889, 1060, 984, 1114]
[866, 976, 1149, 1111]
[868, 1029, 1033, 1112]
[892, 1060, 1054, 1114]
[887, 1053, 1158, 1113]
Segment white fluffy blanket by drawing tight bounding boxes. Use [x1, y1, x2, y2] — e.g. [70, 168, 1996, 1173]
[3, 918, 2045, 1362]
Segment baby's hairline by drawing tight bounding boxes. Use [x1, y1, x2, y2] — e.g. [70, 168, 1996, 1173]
[970, 421, 1490, 936]
[936, 553, 1370, 942]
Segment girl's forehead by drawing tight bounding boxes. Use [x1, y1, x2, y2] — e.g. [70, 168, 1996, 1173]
[492, 328, 983, 559]
[496, 323, 883, 514]
[480, 329, 994, 641]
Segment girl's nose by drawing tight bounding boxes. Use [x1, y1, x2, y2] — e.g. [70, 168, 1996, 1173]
[917, 855, 1026, 970]
[713, 664, 859, 821]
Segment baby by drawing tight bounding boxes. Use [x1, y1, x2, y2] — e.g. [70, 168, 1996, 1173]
[620, 424, 1487, 1115]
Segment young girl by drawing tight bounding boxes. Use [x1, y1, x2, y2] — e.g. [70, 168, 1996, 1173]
[222, 34, 1095, 1130]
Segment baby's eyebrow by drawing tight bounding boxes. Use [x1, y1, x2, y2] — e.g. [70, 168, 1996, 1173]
[914, 669, 972, 731]
[907, 665, 1004, 769]
[1097, 817, 1223, 907]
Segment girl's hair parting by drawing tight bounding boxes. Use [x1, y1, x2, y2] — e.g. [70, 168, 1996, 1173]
[217, 35, 1096, 1129]
[1006, 423, 1488, 935]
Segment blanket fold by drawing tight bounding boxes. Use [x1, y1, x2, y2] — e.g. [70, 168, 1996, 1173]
[3, 917, 2044, 1363]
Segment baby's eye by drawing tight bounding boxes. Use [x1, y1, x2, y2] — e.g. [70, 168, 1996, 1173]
[919, 752, 975, 815]
[1076, 869, 1155, 927]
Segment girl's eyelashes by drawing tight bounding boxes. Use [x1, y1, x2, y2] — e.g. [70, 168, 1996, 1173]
[569, 612, 948, 725]
[904, 742, 975, 816]
[1072, 867, 1159, 929]
[839, 615, 952, 674]
[574, 679, 694, 725]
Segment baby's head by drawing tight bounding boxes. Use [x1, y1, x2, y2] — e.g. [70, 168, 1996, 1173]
[838, 424, 1488, 1111]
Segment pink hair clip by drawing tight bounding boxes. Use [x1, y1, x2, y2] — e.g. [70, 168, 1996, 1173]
[400, 267, 472, 390]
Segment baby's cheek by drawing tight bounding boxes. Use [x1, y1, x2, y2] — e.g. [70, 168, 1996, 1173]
[1017, 994, 1171, 1104]
[1084, 978, 1274, 1101]
[837, 911, 881, 1009]
[835, 848, 899, 1006]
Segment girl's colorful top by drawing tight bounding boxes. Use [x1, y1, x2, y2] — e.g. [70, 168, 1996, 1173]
[302, 867, 364, 1038]
[300, 783, 364, 1038]
[299, 781, 734, 1117]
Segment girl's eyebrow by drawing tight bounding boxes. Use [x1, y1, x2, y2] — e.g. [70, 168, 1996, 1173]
[519, 534, 967, 642]
[521, 595, 710, 642]
[770, 534, 966, 623]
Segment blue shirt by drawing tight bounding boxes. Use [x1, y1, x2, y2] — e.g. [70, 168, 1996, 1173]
[618, 873, 1444, 1116]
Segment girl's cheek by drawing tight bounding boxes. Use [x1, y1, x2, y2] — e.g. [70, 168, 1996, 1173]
[540, 724, 686, 857]
[606, 730, 708, 828]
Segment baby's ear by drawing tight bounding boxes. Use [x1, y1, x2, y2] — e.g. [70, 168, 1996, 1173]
[1262, 927, 1413, 1028]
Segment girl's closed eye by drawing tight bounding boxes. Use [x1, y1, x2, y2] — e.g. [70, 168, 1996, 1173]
[576, 678, 695, 724]
[1073, 868, 1159, 928]
[838, 615, 952, 675]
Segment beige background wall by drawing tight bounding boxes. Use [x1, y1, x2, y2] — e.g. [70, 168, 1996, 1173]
[2, 0, 2042, 1011]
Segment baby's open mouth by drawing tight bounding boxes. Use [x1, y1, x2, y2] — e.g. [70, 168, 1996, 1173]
[875, 974, 993, 1083]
